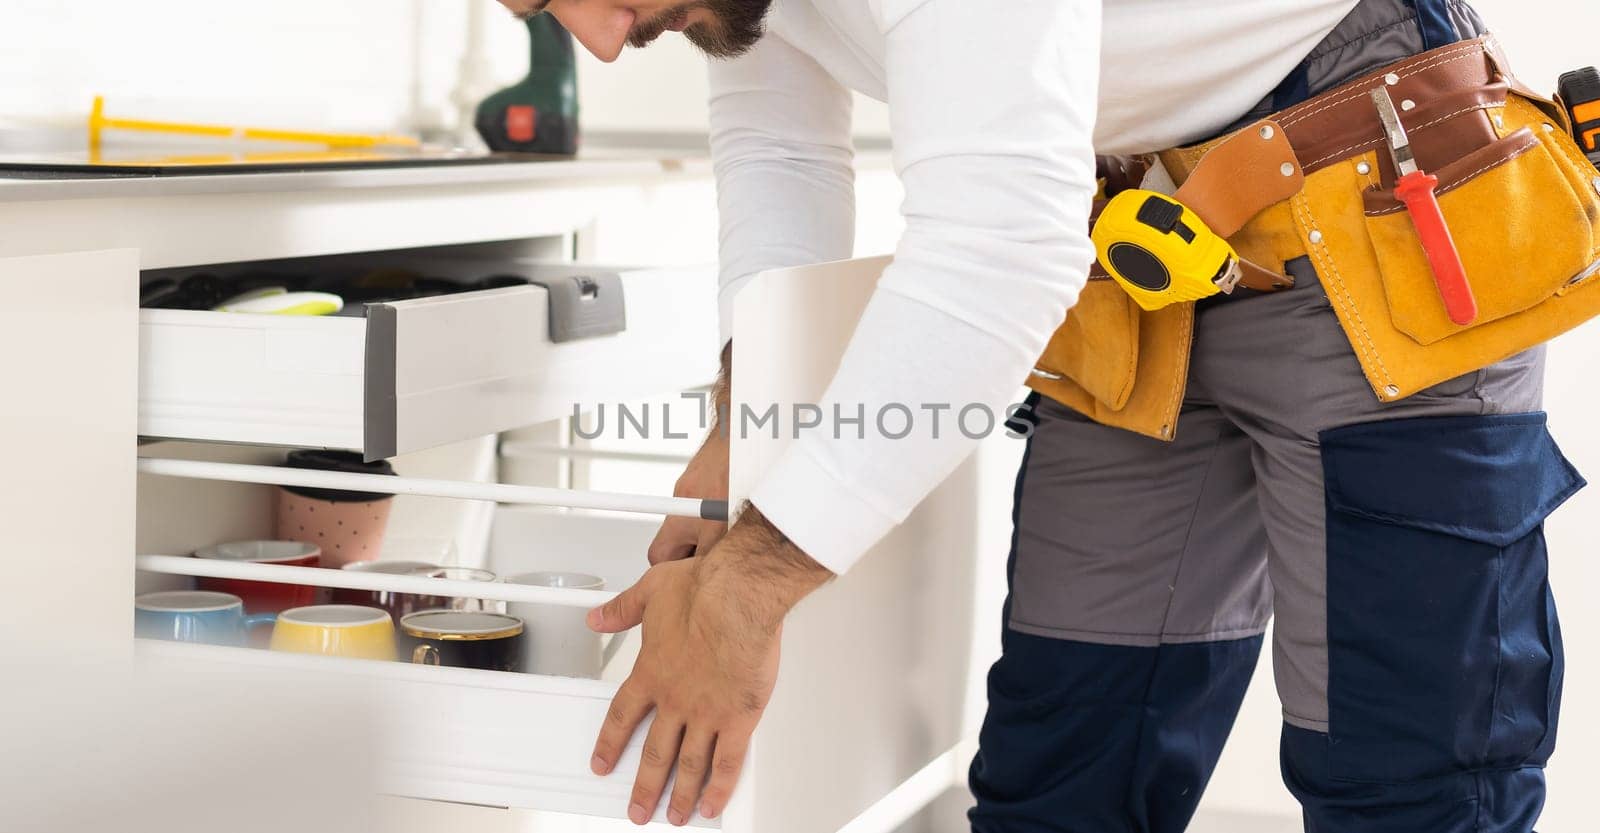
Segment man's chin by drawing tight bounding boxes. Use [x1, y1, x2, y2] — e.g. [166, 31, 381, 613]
[685, 21, 762, 59]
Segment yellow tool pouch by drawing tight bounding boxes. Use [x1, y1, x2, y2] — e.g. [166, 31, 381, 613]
[1300, 88, 1600, 402]
[1030, 37, 1600, 439]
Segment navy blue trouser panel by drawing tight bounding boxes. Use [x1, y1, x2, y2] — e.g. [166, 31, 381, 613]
[1283, 725, 1552, 833]
[969, 630, 1263, 833]
[1405, 0, 1461, 49]
[970, 402, 1264, 833]
[1284, 413, 1583, 833]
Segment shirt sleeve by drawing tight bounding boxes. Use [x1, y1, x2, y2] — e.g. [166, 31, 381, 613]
[747, 0, 1103, 574]
[709, 32, 858, 346]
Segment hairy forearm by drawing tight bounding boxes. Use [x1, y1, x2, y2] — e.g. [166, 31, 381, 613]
[696, 345, 832, 626]
[694, 502, 833, 633]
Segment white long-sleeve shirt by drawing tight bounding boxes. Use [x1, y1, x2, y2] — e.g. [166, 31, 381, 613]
[716, 0, 1360, 574]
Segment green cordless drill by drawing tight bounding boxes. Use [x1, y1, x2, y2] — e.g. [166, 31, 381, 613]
[476, 16, 580, 155]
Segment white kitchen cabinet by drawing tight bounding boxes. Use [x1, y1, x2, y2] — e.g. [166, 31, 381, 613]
[723, 257, 990, 833]
[3, 153, 987, 833]
[123, 257, 989, 833]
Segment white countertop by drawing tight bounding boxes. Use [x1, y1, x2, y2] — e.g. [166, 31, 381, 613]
[0, 131, 893, 203]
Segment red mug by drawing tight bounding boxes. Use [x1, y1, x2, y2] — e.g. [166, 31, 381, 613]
[195, 540, 323, 614]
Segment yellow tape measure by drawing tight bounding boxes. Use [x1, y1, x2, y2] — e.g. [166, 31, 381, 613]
[1091, 190, 1242, 311]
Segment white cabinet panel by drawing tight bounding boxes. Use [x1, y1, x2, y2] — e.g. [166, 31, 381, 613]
[0, 249, 138, 657]
[726, 257, 987, 833]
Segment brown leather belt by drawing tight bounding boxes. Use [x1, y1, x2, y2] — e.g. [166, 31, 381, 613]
[1089, 36, 1531, 295]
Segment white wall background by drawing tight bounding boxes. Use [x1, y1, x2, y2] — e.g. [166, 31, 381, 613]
[0, 0, 889, 142]
[1, 0, 1595, 830]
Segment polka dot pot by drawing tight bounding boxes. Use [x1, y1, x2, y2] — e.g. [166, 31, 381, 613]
[273, 488, 395, 570]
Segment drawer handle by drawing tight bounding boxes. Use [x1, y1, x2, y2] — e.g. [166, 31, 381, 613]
[527, 273, 625, 342]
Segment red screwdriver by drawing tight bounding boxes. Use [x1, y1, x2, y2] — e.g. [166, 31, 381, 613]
[1371, 88, 1478, 325]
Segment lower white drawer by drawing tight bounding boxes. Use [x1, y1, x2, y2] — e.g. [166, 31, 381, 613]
[133, 640, 696, 825]
[133, 507, 692, 824]
[139, 262, 717, 459]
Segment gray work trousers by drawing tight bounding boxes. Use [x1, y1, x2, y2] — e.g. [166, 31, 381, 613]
[971, 261, 1578, 833]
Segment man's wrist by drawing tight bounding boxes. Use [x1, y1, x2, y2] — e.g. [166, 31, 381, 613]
[695, 502, 833, 630]
[711, 341, 733, 432]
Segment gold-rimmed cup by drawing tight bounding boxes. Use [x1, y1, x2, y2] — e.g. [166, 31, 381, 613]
[398, 610, 524, 672]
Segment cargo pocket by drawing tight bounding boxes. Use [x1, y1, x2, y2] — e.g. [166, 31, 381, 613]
[1320, 413, 1584, 784]
[1363, 127, 1597, 346]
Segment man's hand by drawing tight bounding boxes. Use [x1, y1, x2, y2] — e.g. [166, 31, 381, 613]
[588, 506, 832, 825]
[647, 429, 729, 564]
[647, 342, 734, 565]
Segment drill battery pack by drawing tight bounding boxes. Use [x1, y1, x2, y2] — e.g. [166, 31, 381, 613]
[1559, 66, 1600, 169]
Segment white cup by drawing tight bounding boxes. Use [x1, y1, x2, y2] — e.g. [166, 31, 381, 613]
[502, 572, 621, 678]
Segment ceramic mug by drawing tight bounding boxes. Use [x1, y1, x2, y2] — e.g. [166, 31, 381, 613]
[195, 540, 322, 614]
[399, 610, 525, 672]
[424, 567, 502, 613]
[135, 590, 276, 647]
[503, 572, 623, 678]
[331, 560, 439, 620]
[333, 563, 499, 618]
[269, 605, 397, 661]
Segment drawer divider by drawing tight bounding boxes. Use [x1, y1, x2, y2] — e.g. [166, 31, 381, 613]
[136, 456, 727, 520]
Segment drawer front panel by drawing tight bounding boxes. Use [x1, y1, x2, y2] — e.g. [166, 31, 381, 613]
[140, 263, 716, 459]
[133, 640, 707, 826]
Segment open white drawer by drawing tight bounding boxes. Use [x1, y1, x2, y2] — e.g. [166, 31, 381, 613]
[133, 507, 695, 825]
[139, 262, 718, 459]
[128, 258, 997, 833]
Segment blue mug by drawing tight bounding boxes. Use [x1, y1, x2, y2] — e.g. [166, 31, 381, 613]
[135, 590, 276, 646]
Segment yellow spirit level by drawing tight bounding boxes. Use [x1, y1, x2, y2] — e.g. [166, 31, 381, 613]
[1091, 190, 1243, 311]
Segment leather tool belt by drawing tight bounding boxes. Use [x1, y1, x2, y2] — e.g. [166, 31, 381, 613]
[1031, 36, 1600, 441]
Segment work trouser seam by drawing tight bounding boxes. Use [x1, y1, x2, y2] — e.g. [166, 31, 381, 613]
[1110, 404, 1212, 830]
[1007, 621, 1270, 642]
[1000, 416, 1039, 635]
[1284, 708, 1330, 730]
[1475, 771, 1488, 831]
[1484, 550, 1507, 767]
[1153, 428, 1230, 637]
[1327, 762, 1548, 789]
[1471, 366, 1491, 414]
[1120, 645, 1167, 832]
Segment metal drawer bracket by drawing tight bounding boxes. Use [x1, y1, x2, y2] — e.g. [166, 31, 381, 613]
[527, 272, 626, 342]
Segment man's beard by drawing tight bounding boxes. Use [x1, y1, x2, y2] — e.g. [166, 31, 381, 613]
[627, 0, 774, 59]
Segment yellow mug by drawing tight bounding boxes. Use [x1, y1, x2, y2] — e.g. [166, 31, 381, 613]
[269, 605, 397, 661]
